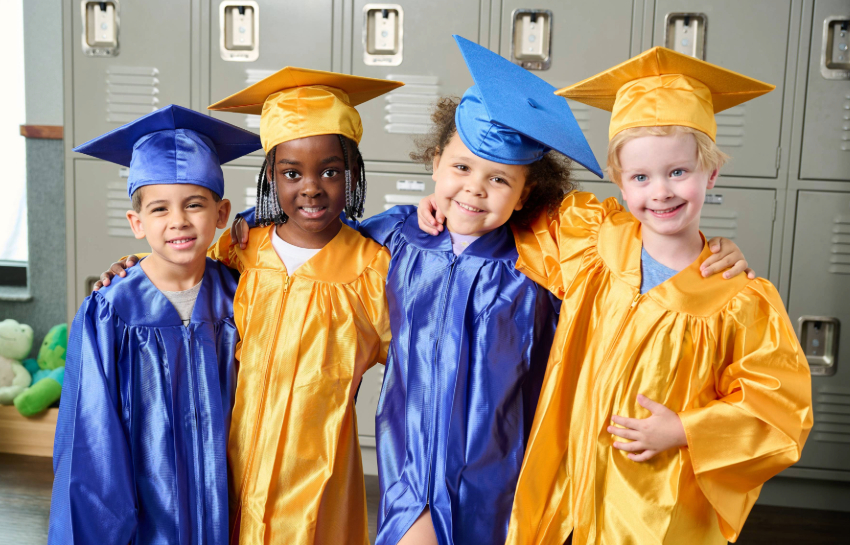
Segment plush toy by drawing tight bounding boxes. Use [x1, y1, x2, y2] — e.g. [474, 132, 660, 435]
[14, 323, 68, 416]
[0, 319, 34, 404]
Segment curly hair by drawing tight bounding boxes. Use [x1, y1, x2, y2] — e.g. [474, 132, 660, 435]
[410, 96, 575, 227]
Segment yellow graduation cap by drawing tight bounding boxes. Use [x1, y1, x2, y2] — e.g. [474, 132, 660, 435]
[555, 47, 775, 141]
[209, 67, 404, 153]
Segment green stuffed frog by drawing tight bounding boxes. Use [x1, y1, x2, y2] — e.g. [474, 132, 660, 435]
[0, 319, 34, 404]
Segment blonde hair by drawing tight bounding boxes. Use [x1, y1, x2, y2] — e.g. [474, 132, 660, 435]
[606, 125, 728, 185]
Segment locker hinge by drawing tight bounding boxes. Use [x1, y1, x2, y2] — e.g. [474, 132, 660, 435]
[775, 147, 782, 170]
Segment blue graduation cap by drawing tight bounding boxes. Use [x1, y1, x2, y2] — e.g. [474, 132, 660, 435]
[453, 35, 602, 177]
[73, 104, 262, 198]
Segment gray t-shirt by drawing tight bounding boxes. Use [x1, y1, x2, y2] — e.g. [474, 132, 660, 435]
[640, 247, 679, 294]
[160, 280, 202, 326]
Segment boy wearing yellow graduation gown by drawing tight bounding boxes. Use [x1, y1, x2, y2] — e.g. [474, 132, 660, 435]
[506, 48, 813, 544]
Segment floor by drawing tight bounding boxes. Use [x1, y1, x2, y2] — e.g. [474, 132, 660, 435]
[0, 453, 844, 544]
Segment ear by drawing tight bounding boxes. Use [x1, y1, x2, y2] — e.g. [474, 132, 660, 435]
[706, 168, 719, 189]
[514, 181, 536, 211]
[216, 198, 232, 229]
[431, 149, 442, 183]
[126, 210, 146, 240]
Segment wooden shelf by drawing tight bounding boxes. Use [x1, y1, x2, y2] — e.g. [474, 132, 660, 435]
[0, 405, 57, 457]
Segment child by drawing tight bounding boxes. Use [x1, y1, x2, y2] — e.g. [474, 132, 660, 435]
[232, 37, 749, 545]
[499, 48, 813, 544]
[48, 105, 262, 544]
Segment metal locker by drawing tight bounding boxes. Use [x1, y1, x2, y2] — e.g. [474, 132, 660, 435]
[352, 0, 479, 164]
[788, 191, 850, 473]
[651, 0, 791, 179]
[579, 181, 622, 204]
[363, 171, 436, 218]
[209, 0, 336, 149]
[799, 0, 850, 182]
[356, 365, 384, 475]
[498, 0, 635, 182]
[72, 0, 193, 147]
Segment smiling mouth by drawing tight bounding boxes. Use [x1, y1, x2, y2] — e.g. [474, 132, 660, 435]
[455, 201, 485, 213]
[647, 203, 685, 216]
[167, 237, 196, 246]
[300, 206, 326, 214]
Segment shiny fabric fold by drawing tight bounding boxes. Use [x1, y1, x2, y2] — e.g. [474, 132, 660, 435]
[347, 206, 560, 545]
[506, 192, 813, 545]
[207, 224, 391, 545]
[129, 129, 226, 197]
[49, 258, 240, 545]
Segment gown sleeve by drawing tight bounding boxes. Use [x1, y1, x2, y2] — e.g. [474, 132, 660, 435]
[48, 295, 137, 544]
[342, 205, 414, 253]
[678, 279, 813, 542]
[207, 228, 243, 271]
[359, 248, 392, 365]
[511, 191, 621, 299]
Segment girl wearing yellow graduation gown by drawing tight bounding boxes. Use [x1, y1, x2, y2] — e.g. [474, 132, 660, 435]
[505, 48, 813, 545]
[206, 70, 402, 544]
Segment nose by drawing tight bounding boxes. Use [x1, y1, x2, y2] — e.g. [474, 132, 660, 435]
[168, 208, 191, 229]
[649, 177, 674, 201]
[462, 175, 487, 197]
[299, 176, 323, 198]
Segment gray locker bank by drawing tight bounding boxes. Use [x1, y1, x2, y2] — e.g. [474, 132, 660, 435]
[61, 0, 850, 511]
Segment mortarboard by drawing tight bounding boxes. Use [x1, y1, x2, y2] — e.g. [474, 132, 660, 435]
[208, 67, 404, 153]
[73, 104, 262, 198]
[555, 46, 775, 141]
[453, 35, 602, 177]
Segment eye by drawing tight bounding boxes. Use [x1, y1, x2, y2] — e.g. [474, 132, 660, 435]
[670, 169, 685, 177]
[187, 202, 203, 209]
[454, 164, 469, 172]
[323, 168, 341, 178]
[281, 170, 300, 180]
[491, 176, 509, 185]
[152, 206, 167, 213]
[633, 174, 648, 182]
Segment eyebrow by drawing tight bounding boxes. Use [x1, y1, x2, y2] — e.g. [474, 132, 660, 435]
[276, 158, 300, 165]
[145, 194, 209, 210]
[320, 155, 344, 165]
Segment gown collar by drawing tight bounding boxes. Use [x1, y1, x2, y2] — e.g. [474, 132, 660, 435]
[399, 213, 519, 261]
[598, 212, 750, 316]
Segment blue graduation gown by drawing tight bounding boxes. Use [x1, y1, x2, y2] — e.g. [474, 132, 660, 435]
[48, 258, 240, 545]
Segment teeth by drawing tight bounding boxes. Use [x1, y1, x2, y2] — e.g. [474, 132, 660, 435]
[650, 205, 680, 213]
[302, 207, 323, 213]
[169, 238, 193, 244]
[457, 202, 483, 213]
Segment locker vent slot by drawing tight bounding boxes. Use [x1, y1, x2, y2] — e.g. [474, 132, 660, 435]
[814, 386, 850, 444]
[715, 105, 745, 148]
[829, 214, 850, 275]
[383, 74, 440, 134]
[106, 180, 135, 237]
[699, 207, 737, 240]
[243, 69, 278, 130]
[106, 66, 160, 124]
[567, 101, 590, 134]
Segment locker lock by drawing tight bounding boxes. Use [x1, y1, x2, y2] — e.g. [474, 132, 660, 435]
[220, 1, 259, 62]
[363, 4, 404, 66]
[664, 13, 707, 60]
[81, 1, 119, 57]
[798, 316, 840, 376]
[510, 9, 552, 70]
[821, 16, 850, 80]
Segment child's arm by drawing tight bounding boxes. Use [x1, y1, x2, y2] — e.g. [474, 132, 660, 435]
[49, 297, 137, 543]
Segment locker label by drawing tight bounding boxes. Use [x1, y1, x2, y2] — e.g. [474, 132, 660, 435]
[510, 9, 552, 70]
[663, 13, 707, 60]
[81, 1, 119, 57]
[396, 180, 425, 192]
[704, 194, 723, 205]
[363, 4, 404, 66]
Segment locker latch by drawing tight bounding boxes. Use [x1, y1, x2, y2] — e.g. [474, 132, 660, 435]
[821, 16, 850, 80]
[363, 4, 404, 67]
[798, 316, 840, 376]
[510, 9, 552, 70]
[81, 1, 119, 57]
[664, 13, 707, 60]
[220, 1, 260, 62]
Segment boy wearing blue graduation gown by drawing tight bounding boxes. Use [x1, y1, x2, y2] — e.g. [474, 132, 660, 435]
[48, 105, 261, 545]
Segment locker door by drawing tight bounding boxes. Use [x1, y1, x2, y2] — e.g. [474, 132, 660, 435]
[72, 160, 261, 309]
[356, 365, 384, 475]
[799, 0, 850, 181]
[72, 1, 192, 147]
[579, 181, 623, 204]
[363, 171, 436, 219]
[209, 0, 335, 153]
[498, 1, 635, 181]
[352, 0, 480, 163]
[651, 0, 791, 179]
[788, 191, 850, 472]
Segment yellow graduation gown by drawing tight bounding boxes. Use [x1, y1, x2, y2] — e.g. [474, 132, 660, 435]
[208, 224, 391, 545]
[506, 192, 813, 545]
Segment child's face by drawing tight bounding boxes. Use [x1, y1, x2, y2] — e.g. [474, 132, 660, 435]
[432, 133, 530, 236]
[270, 134, 348, 248]
[126, 183, 230, 268]
[617, 132, 717, 240]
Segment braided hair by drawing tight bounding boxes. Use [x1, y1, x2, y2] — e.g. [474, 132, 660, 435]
[255, 135, 368, 226]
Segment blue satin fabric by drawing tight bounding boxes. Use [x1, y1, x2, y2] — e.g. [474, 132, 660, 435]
[353, 207, 560, 545]
[455, 85, 550, 165]
[49, 258, 240, 545]
[128, 129, 226, 198]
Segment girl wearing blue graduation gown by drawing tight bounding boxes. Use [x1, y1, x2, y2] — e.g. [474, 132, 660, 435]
[49, 106, 261, 545]
[233, 36, 602, 545]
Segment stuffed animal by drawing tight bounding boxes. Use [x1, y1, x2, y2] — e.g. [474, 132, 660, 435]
[0, 319, 34, 404]
[15, 323, 68, 416]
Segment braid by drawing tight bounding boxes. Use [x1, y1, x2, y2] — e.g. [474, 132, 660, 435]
[337, 135, 367, 220]
[256, 147, 288, 226]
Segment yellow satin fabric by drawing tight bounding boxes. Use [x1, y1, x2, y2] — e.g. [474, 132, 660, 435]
[208, 224, 391, 545]
[506, 192, 813, 545]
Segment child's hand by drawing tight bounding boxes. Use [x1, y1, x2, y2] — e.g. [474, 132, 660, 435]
[608, 394, 687, 462]
[92, 255, 140, 291]
[417, 194, 445, 236]
[701, 237, 755, 279]
[229, 216, 250, 249]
